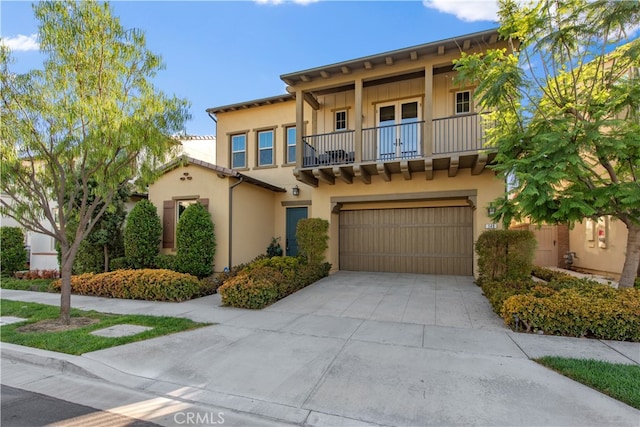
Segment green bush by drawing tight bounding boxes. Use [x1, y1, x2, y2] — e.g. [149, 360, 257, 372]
[73, 238, 104, 274]
[216, 254, 267, 287]
[502, 286, 640, 341]
[296, 218, 329, 265]
[51, 269, 201, 301]
[124, 200, 162, 269]
[155, 254, 178, 271]
[218, 267, 283, 309]
[476, 230, 536, 281]
[1, 227, 27, 276]
[266, 237, 283, 257]
[218, 256, 331, 309]
[481, 278, 536, 313]
[531, 266, 571, 282]
[198, 275, 220, 296]
[176, 203, 215, 278]
[109, 257, 130, 271]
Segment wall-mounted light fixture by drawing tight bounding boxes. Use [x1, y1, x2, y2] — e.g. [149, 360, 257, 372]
[292, 185, 300, 196]
[487, 205, 496, 216]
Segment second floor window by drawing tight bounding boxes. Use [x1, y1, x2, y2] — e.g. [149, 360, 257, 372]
[335, 110, 347, 131]
[455, 91, 471, 114]
[231, 134, 246, 168]
[286, 126, 296, 164]
[258, 130, 274, 166]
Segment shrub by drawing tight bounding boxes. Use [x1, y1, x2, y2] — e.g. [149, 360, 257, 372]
[266, 237, 283, 257]
[14, 269, 60, 280]
[296, 218, 329, 265]
[109, 257, 130, 271]
[218, 267, 284, 309]
[73, 238, 104, 274]
[1, 227, 27, 276]
[502, 286, 640, 341]
[155, 254, 178, 271]
[481, 278, 536, 313]
[198, 275, 220, 296]
[216, 254, 267, 287]
[124, 200, 162, 269]
[218, 256, 331, 309]
[531, 266, 571, 282]
[51, 269, 201, 301]
[176, 203, 215, 278]
[476, 230, 536, 281]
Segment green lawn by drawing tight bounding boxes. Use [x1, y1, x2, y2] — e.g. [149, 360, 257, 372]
[1, 299, 210, 355]
[536, 356, 640, 410]
[1, 278, 54, 292]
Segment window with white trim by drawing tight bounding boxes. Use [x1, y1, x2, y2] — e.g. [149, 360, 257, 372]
[231, 134, 246, 168]
[258, 130, 274, 166]
[335, 110, 347, 131]
[455, 91, 471, 114]
[286, 126, 296, 164]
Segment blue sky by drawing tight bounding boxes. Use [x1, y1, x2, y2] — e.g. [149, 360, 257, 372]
[1, 1, 499, 136]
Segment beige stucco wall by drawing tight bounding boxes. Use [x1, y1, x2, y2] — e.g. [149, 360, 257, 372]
[569, 216, 628, 279]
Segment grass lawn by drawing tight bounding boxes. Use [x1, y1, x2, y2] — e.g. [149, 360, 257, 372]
[1, 278, 54, 292]
[1, 299, 210, 355]
[536, 356, 640, 410]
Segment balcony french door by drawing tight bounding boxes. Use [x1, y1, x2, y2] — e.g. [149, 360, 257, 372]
[377, 98, 421, 160]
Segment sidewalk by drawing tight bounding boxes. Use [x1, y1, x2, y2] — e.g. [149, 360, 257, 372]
[1, 277, 639, 426]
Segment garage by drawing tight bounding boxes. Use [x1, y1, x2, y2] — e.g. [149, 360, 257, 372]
[339, 206, 473, 275]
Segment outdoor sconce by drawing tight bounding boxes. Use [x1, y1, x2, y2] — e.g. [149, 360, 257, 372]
[487, 205, 496, 216]
[292, 185, 300, 196]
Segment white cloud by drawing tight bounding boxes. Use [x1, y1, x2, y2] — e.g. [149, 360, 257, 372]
[255, 0, 319, 5]
[1, 34, 39, 52]
[423, 0, 499, 23]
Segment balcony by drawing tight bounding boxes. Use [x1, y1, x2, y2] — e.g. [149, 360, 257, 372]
[296, 113, 495, 186]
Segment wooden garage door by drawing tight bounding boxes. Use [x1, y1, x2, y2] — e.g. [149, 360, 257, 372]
[339, 207, 473, 275]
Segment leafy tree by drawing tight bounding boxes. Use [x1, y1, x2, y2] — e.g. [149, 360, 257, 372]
[454, 0, 640, 288]
[0, 227, 27, 276]
[0, 1, 190, 322]
[124, 199, 162, 269]
[176, 202, 215, 278]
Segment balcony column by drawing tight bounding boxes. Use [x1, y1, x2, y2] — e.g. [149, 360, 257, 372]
[354, 77, 363, 163]
[295, 89, 304, 166]
[423, 64, 433, 156]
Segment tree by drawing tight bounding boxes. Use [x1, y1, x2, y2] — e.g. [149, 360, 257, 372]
[176, 202, 215, 278]
[454, 0, 640, 288]
[124, 199, 162, 269]
[0, 1, 190, 323]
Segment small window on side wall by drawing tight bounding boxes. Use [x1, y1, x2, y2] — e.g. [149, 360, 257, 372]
[455, 91, 471, 114]
[335, 110, 347, 131]
[286, 126, 296, 164]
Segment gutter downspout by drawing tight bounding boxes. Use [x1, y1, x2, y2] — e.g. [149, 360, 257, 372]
[228, 177, 244, 269]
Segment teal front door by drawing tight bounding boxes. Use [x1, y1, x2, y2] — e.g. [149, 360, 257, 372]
[286, 207, 308, 256]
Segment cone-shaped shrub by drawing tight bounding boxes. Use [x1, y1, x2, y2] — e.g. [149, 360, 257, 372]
[124, 200, 162, 268]
[176, 202, 215, 278]
[1, 227, 27, 275]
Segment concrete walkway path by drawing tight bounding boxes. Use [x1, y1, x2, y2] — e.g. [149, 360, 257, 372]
[1, 271, 639, 426]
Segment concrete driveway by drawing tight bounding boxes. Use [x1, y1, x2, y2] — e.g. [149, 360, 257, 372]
[57, 271, 638, 426]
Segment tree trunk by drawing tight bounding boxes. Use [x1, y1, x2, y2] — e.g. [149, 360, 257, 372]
[60, 260, 72, 324]
[619, 222, 640, 289]
[104, 244, 109, 273]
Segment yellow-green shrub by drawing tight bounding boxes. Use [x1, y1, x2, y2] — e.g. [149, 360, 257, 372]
[51, 269, 201, 301]
[218, 267, 283, 309]
[502, 286, 640, 341]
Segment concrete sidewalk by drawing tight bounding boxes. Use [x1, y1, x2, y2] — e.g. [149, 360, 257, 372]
[1, 272, 639, 426]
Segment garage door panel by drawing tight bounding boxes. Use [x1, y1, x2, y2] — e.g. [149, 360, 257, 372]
[339, 207, 473, 275]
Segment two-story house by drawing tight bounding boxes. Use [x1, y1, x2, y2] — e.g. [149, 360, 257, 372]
[149, 29, 509, 276]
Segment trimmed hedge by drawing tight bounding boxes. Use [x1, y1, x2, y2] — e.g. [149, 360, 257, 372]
[124, 200, 162, 269]
[296, 218, 329, 265]
[476, 230, 536, 281]
[1, 227, 27, 276]
[51, 269, 201, 301]
[218, 256, 331, 309]
[502, 286, 640, 341]
[176, 202, 215, 278]
[155, 254, 178, 271]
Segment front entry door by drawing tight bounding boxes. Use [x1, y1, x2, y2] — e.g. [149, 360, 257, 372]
[377, 98, 421, 160]
[286, 207, 308, 256]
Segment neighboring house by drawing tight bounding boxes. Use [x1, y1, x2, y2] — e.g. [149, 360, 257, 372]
[1, 194, 58, 271]
[174, 135, 216, 164]
[150, 29, 510, 276]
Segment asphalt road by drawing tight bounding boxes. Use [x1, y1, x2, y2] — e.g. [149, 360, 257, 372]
[1, 385, 160, 427]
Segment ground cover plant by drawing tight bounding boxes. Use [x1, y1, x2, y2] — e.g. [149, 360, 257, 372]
[0, 299, 209, 355]
[536, 357, 640, 410]
[1, 278, 54, 292]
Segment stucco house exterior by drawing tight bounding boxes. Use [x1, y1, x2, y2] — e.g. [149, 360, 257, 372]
[149, 29, 511, 276]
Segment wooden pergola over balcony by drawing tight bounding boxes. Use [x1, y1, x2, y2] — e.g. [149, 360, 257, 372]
[281, 29, 502, 187]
